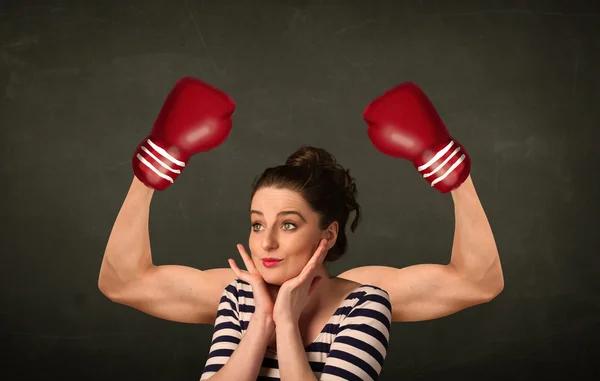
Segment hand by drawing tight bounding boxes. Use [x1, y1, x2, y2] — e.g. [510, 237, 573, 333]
[228, 244, 275, 324]
[272, 239, 329, 326]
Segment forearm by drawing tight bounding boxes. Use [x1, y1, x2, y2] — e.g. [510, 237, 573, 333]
[449, 175, 504, 294]
[275, 322, 318, 381]
[208, 316, 274, 381]
[98, 176, 155, 294]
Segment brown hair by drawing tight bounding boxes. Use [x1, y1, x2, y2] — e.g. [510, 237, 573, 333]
[250, 145, 361, 262]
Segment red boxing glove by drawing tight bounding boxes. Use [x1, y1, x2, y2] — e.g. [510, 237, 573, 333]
[363, 82, 470, 193]
[132, 77, 235, 191]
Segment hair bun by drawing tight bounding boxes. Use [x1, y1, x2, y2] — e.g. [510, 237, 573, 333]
[285, 145, 336, 169]
[286, 145, 356, 205]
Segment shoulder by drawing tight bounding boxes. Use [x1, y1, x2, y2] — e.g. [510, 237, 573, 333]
[342, 283, 392, 325]
[334, 283, 392, 350]
[334, 277, 391, 306]
[224, 278, 252, 293]
[352, 284, 392, 311]
[219, 279, 253, 312]
[330, 277, 392, 319]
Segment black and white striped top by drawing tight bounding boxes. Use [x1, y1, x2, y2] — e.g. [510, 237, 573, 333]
[200, 279, 392, 380]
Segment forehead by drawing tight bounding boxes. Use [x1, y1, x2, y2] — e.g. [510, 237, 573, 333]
[251, 187, 309, 212]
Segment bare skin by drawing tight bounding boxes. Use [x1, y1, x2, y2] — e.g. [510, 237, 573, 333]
[99, 174, 503, 329]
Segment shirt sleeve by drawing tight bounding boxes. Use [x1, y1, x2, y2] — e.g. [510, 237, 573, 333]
[319, 287, 393, 381]
[199, 280, 242, 380]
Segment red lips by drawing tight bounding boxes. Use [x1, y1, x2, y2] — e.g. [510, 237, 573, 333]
[261, 258, 282, 268]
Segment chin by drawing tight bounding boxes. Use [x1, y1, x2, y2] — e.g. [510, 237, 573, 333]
[260, 272, 286, 287]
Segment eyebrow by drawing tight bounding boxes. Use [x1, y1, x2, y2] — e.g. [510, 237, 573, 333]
[250, 209, 307, 223]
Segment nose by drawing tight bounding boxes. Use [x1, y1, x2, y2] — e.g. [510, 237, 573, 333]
[260, 229, 279, 252]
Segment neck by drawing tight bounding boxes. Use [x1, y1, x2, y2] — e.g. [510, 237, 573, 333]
[302, 265, 334, 317]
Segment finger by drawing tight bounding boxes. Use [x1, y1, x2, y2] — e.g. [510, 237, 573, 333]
[228, 258, 241, 275]
[307, 239, 328, 268]
[298, 263, 317, 285]
[300, 240, 327, 281]
[228, 258, 250, 283]
[305, 241, 323, 269]
[237, 244, 258, 273]
[316, 239, 329, 264]
[228, 258, 242, 277]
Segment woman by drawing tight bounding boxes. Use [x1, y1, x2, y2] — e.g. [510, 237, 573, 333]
[98, 77, 503, 379]
[199, 147, 392, 380]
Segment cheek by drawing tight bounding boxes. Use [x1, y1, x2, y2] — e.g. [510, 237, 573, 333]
[285, 228, 311, 244]
[288, 235, 319, 261]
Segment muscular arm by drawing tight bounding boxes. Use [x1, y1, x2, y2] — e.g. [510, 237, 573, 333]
[339, 175, 504, 322]
[98, 176, 235, 324]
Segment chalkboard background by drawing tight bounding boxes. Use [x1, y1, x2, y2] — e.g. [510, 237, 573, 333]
[1, 0, 599, 380]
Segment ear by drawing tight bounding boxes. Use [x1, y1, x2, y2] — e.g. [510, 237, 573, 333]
[323, 221, 339, 250]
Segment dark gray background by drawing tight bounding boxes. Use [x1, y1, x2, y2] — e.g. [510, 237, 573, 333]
[1, 0, 599, 380]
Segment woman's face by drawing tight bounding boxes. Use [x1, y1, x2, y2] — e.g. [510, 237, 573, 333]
[248, 187, 333, 286]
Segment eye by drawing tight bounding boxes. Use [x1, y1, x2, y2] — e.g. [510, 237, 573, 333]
[282, 222, 297, 230]
[251, 222, 297, 232]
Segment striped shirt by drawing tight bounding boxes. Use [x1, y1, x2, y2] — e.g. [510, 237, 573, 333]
[200, 279, 392, 381]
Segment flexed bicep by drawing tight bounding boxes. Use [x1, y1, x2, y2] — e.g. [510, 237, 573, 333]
[339, 264, 492, 322]
[106, 265, 235, 324]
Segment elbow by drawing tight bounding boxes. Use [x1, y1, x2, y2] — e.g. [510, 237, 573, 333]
[97, 257, 132, 302]
[97, 271, 126, 302]
[480, 274, 504, 302]
[483, 283, 504, 302]
[98, 259, 116, 299]
[480, 257, 505, 302]
[97, 275, 117, 300]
